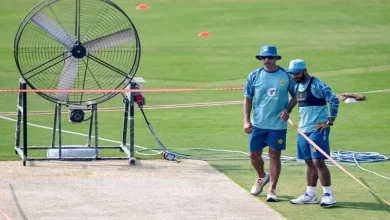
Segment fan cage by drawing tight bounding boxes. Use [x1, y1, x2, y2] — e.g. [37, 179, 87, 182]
[14, 0, 141, 105]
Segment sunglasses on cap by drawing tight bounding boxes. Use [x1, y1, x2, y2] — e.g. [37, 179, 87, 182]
[260, 56, 275, 60]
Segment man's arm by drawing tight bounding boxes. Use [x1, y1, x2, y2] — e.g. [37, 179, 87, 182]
[316, 81, 339, 123]
[243, 97, 253, 123]
[287, 74, 298, 113]
[279, 96, 296, 121]
[286, 96, 297, 113]
[243, 70, 256, 132]
[243, 71, 255, 122]
[243, 97, 254, 133]
[326, 92, 339, 124]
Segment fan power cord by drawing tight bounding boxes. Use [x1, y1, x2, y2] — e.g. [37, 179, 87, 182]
[139, 107, 180, 163]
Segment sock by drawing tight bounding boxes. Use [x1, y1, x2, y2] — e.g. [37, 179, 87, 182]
[306, 186, 316, 197]
[258, 173, 268, 180]
[323, 186, 332, 195]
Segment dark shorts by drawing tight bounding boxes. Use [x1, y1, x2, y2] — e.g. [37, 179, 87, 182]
[297, 128, 330, 160]
[249, 127, 287, 152]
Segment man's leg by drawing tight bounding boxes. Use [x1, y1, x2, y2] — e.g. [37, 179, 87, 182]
[310, 128, 336, 206]
[290, 133, 319, 205]
[310, 129, 332, 189]
[313, 159, 331, 187]
[313, 158, 336, 206]
[250, 150, 266, 179]
[249, 128, 269, 195]
[305, 160, 319, 199]
[268, 147, 281, 191]
[264, 129, 286, 202]
[306, 160, 318, 187]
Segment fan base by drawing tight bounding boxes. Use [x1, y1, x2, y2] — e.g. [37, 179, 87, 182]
[47, 148, 96, 158]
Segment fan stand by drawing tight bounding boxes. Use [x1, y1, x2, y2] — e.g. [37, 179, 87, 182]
[14, 78, 144, 166]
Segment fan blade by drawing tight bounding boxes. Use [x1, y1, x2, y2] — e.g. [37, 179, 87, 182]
[55, 56, 79, 101]
[83, 29, 135, 52]
[32, 12, 75, 48]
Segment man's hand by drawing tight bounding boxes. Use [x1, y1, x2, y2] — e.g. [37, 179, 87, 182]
[279, 109, 290, 121]
[243, 121, 253, 134]
[315, 122, 330, 132]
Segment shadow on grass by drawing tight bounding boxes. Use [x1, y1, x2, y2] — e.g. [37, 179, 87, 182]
[251, 195, 295, 203]
[328, 177, 390, 213]
[275, 195, 296, 202]
[332, 202, 390, 213]
[211, 163, 250, 172]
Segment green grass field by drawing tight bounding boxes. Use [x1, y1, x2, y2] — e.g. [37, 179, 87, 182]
[1, 0, 390, 219]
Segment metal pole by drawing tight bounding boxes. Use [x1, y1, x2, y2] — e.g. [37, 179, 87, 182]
[51, 104, 58, 148]
[58, 104, 62, 159]
[87, 106, 94, 147]
[122, 100, 129, 148]
[14, 80, 23, 151]
[22, 81, 27, 166]
[94, 105, 99, 158]
[129, 82, 135, 159]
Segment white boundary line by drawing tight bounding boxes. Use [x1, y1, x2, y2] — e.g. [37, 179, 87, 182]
[0, 115, 158, 153]
[360, 89, 390, 94]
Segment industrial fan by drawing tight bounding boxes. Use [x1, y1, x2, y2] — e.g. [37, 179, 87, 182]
[14, 0, 141, 105]
[13, 0, 143, 166]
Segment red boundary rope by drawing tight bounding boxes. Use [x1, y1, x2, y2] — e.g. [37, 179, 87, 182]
[0, 87, 244, 93]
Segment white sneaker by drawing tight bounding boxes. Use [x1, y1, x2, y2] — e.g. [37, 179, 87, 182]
[290, 193, 318, 204]
[250, 173, 270, 195]
[320, 193, 336, 207]
[266, 189, 278, 202]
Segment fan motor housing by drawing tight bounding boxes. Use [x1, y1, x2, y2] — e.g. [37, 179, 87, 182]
[69, 109, 85, 123]
[71, 45, 87, 59]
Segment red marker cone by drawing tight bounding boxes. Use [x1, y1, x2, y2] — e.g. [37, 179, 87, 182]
[136, 4, 149, 10]
[197, 31, 211, 37]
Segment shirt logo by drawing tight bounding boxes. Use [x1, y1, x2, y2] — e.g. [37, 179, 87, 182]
[280, 80, 285, 86]
[267, 88, 276, 97]
[297, 93, 306, 101]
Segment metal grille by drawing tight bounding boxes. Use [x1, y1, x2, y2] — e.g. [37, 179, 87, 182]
[14, 0, 141, 105]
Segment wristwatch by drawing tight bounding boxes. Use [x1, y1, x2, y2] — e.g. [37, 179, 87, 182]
[287, 107, 293, 113]
[326, 121, 333, 126]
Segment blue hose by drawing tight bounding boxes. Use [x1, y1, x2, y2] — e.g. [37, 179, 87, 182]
[330, 151, 389, 163]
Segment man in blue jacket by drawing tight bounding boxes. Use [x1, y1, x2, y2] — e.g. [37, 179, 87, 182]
[287, 59, 339, 207]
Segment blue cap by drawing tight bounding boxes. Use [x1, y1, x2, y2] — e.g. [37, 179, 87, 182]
[287, 59, 307, 74]
[255, 45, 281, 60]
